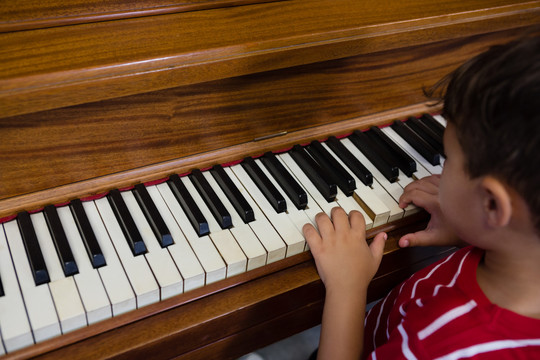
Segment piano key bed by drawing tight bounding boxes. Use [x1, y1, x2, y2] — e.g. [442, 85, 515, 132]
[0, 114, 451, 356]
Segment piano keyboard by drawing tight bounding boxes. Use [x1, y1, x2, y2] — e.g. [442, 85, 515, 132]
[0, 114, 446, 354]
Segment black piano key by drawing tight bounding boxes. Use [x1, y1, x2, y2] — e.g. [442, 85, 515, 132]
[107, 189, 147, 256]
[17, 211, 50, 285]
[366, 126, 417, 177]
[210, 165, 255, 224]
[326, 136, 373, 186]
[406, 116, 444, 155]
[420, 113, 445, 138]
[290, 144, 337, 202]
[190, 169, 232, 229]
[133, 183, 173, 247]
[391, 120, 440, 166]
[168, 174, 209, 237]
[70, 199, 106, 268]
[0, 273, 4, 297]
[307, 140, 356, 196]
[43, 205, 79, 277]
[260, 152, 308, 210]
[349, 130, 399, 182]
[242, 157, 287, 213]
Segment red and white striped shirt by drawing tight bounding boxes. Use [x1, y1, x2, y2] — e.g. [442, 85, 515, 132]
[363, 246, 540, 359]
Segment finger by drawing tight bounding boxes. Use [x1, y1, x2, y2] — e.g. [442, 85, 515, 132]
[370, 232, 387, 265]
[402, 177, 439, 198]
[302, 222, 319, 240]
[398, 230, 436, 248]
[399, 188, 439, 210]
[315, 211, 335, 239]
[424, 174, 441, 185]
[348, 210, 366, 237]
[330, 207, 349, 233]
[303, 223, 322, 251]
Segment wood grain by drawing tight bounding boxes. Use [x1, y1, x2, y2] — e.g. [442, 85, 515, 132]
[0, 2, 536, 358]
[0, 0, 538, 117]
[0, 0, 285, 32]
[0, 28, 528, 217]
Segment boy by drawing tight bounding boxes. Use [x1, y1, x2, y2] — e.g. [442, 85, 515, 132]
[303, 35, 540, 359]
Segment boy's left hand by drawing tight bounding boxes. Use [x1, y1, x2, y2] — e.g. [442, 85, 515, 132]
[303, 207, 387, 296]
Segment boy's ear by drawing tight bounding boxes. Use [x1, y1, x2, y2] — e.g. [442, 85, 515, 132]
[480, 176, 512, 228]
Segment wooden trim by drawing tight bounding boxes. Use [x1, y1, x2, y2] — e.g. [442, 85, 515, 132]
[0, 1, 286, 33]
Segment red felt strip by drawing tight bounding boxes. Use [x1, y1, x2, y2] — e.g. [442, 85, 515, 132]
[0, 215, 17, 224]
[220, 159, 243, 167]
[143, 177, 169, 187]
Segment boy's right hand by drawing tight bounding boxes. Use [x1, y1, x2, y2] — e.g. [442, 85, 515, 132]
[398, 175, 463, 248]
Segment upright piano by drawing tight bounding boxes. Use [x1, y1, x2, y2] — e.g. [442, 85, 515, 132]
[0, 0, 538, 358]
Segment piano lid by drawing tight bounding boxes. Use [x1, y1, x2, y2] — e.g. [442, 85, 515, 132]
[0, 0, 539, 118]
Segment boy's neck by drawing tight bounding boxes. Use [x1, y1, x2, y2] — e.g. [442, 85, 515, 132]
[477, 234, 540, 319]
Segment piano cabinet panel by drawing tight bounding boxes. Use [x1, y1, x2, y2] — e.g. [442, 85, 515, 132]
[0, 29, 523, 210]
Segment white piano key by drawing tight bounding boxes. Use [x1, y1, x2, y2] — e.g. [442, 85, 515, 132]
[0, 224, 33, 352]
[95, 197, 160, 308]
[396, 168, 415, 188]
[121, 191, 183, 300]
[427, 114, 447, 167]
[82, 201, 136, 316]
[156, 183, 226, 284]
[223, 167, 287, 264]
[255, 158, 314, 232]
[381, 126, 443, 176]
[343, 137, 417, 217]
[56, 206, 112, 324]
[146, 185, 205, 292]
[334, 188, 374, 229]
[433, 114, 448, 127]
[202, 171, 267, 271]
[320, 143, 391, 227]
[278, 152, 336, 217]
[3, 220, 61, 343]
[278, 152, 373, 229]
[381, 126, 434, 180]
[0, 332, 4, 355]
[30, 213, 87, 333]
[231, 164, 305, 257]
[264, 155, 322, 226]
[181, 176, 247, 278]
[340, 138, 405, 221]
[339, 140, 399, 202]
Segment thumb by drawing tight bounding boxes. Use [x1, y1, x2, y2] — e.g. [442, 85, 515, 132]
[370, 232, 387, 265]
[399, 230, 436, 248]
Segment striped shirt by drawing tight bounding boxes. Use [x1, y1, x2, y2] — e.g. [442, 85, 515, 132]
[363, 246, 540, 359]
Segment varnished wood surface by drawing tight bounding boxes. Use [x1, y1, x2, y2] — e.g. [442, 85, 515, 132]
[0, 2, 537, 358]
[0, 0, 538, 117]
[0, 0, 285, 32]
[0, 103, 434, 219]
[0, 28, 528, 216]
[2, 212, 455, 360]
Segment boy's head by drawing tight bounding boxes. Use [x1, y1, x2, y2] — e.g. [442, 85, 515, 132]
[439, 35, 540, 234]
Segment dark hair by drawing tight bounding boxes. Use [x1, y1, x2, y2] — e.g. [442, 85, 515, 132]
[433, 35, 540, 232]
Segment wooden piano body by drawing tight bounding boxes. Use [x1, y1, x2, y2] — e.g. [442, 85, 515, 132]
[0, 0, 538, 358]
